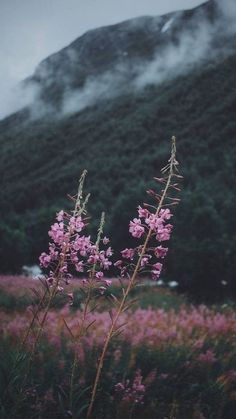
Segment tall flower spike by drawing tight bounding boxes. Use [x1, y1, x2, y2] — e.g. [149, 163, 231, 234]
[117, 136, 181, 283]
[40, 176, 113, 295]
[87, 137, 182, 418]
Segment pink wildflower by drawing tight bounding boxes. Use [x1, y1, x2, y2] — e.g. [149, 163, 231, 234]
[48, 222, 66, 245]
[70, 251, 78, 264]
[75, 261, 84, 272]
[49, 243, 59, 260]
[129, 218, 145, 238]
[96, 271, 104, 280]
[59, 264, 68, 273]
[39, 252, 51, 268]
[56, 210, 64, 222]
[141, 256, 150, 267]
[156, 224, 173, 241]
[145, 214, 163, 231]
[88, 254, 100, 264]
[159, 208, 173, 220]
[154, 246, 168, 258]
[151, 262, 163, 280]
[69, 215, 84, 232]
[106, 247, 113, 257]
[114, 260, 123, 269]
[104, 279, 112, 286]
[121, 248, 135, 259]
[73, 235, 91, 255]
[103, 236, 110, 245]
[100, 254, 112, 270]
[115, 369, 145, 405]
[197, 350, 217, 365]
[137, 206, 150, 218]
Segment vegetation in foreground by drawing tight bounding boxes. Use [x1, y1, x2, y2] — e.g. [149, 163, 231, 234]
[1, 276, 236, 418]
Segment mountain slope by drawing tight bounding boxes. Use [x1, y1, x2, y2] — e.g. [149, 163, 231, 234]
[0, 0, 236, 300]
[24, 0, 233, 111]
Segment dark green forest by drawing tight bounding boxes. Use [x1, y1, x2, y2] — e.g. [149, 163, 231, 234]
[0, 52, 236, 300]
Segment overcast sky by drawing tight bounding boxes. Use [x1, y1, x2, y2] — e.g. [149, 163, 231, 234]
[1, 0, 206, 85]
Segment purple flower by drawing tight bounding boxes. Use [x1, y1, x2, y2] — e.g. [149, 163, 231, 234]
[121, 248, 135, 259]
[129, 218, 145, 238]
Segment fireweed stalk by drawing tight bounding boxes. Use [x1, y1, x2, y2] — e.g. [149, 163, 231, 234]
[67, 212, 108, 412]
[25, 171, 112, 372]
[1, 169, 113, 416]
[37, 173, 114, 414]
[2, 172, 92, 408]
[30, 170, 90, 360]
[1, 171, 89, 409]
[86, 136, 182, 418]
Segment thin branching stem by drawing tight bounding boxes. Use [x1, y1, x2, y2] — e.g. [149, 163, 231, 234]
[87, 137, 178, 419]
[69, 211, 105, 411]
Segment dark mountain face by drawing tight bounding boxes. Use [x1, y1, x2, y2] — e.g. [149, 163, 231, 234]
[0, 0, 236, 300]
[22, 0, 234, 112]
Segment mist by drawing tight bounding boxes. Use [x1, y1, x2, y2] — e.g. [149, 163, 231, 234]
[57, 1, 236, 117]
[0, 81, 38, 120]
[1, 0, 236, 120]
[217, 0, 236, 21]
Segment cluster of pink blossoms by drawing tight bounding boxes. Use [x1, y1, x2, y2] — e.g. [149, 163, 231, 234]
[39, 210, 112, 290]
[115, 369, 146, 405]
[115, 206, 172, 280]
[130, 207, 172, 240]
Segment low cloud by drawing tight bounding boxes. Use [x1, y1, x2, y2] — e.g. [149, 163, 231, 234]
[0, 79, 39, 120]
[59, 2, 236, 117]
[61, 67, 132, 116]
[134, 19, 213, 89]
[1, 0, 236, 120]
[216, 0, 236, 21]
[216, 0, 236, 33]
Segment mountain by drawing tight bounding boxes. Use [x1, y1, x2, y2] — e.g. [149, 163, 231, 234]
[23, 0, 235, 113]
[0, 0, 236, 300]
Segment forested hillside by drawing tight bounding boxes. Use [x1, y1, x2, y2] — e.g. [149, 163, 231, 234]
[0, 0, 235, 300]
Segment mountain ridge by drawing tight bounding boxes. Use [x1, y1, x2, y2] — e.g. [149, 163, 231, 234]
[22, 0, 227, 112]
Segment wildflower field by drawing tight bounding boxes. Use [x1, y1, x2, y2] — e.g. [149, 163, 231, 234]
[1, 276, 236, 418]
[1, 140, 236, 418]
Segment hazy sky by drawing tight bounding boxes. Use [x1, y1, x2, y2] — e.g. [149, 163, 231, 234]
[1, 0, 205, 84]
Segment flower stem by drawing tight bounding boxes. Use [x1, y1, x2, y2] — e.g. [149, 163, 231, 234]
[87, 137, 177, 418]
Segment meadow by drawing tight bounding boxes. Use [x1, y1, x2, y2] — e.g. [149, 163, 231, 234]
[0, 275, 236, 419]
